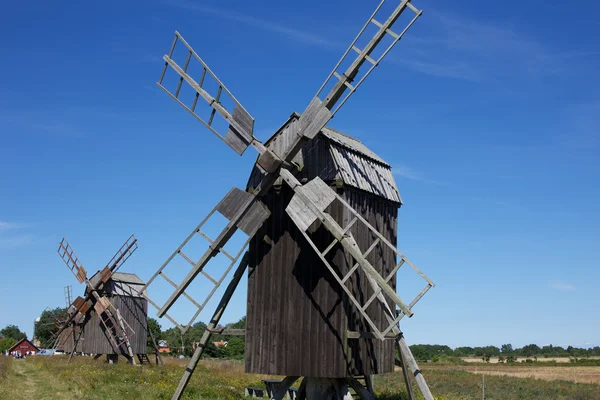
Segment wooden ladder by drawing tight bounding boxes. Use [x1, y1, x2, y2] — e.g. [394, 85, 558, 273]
[137, 353, 151, 365]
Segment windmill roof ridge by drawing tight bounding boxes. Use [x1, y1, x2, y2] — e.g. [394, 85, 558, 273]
[284, 112, 388, 165]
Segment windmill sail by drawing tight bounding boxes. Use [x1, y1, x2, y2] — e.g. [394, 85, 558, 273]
[142, 187, 269, 332]
[157, 31, 256, 155]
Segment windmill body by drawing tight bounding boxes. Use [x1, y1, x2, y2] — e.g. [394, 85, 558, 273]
[51, 235, 163, 365]
[246, 114, 399, 377]
[60, 272, 149, 356]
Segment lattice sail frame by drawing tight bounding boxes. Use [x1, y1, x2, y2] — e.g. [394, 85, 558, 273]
[284, 175, 433, 341]
[157, 31, 256, 156]
[141, 187, 269, 333]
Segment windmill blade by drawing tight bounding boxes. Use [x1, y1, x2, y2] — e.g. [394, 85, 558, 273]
[44, 300, 89, 350]
[158, 31, 259, 156]
[314, 0, 422, 115]
[103, 234, 138, 274]
[141, 187, 269, 332]
[277, 0, 422, 151]
[280, 170, 434, 340]
[57, 238, 87, 284]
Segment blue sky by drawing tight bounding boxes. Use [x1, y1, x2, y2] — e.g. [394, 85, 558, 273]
[1, 0, 599, 349]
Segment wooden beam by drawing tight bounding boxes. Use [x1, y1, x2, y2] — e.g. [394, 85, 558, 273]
[171, 253, 249, 400]
[206, 328, 245, 335]
[346, 331, 398, 339]
[397, 334, 434, 400]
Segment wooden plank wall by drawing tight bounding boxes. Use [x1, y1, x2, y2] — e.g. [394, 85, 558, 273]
[81, 296, 148, 355]
[245, 185, 398, 377]
[57, 324, 84, 352]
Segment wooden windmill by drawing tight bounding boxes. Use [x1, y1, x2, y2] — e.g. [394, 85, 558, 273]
[143, 1, 436, 398]
[52, 235, 154, 364]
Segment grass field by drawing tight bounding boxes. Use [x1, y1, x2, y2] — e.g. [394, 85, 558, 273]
[1, 355, 599, 399]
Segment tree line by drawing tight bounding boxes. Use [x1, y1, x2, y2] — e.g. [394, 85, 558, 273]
[409, 343, 600, 361]
[3, 312, 599, 362]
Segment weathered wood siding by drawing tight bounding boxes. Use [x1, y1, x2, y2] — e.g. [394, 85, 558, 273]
[81, 295, 148, 355]
[57, 323, 84, 352]
[245, 184, 398, 377]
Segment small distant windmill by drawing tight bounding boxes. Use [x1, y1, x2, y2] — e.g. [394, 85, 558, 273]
[51, 235, 158, 364]
[143, 1, 436, 399]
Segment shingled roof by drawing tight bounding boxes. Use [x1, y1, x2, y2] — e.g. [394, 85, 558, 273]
[88, 271, 148, 298]
[248, 113, 401, 204]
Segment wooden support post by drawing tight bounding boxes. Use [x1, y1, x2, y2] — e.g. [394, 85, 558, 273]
[272, 376, 300, 400]
[148, 324, 165, 366]
[67, 324, 84, 364]
[347, 378, 374, 400]
[364, 376, 374, 396]
[396, 340, 415, 400]
[171, 253, 249, 400]
[397, 334, 434, 400]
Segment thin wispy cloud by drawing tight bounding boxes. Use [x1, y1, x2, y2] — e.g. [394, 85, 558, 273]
[393, 164, 442, 185]
[550, 282, 576, 292]
[167, 1, 341, 49]
[396, 9, 597, 82]
[0, 235, 34, 250]
[0, 221, 34, 250]
[0, 221, 24, 231]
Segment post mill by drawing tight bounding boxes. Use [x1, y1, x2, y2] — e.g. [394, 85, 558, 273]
[142, 0, 437, 398]
[52, 235, 162, 365]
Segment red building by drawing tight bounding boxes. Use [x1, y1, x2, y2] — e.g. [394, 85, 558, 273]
[8, 338, 39, 356]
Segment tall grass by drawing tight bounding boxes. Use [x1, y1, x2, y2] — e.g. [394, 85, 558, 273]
[0, 356, 11, 382]
[1, 356, 599, 399]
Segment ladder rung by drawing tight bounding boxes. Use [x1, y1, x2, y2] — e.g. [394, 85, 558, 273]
[406, 1, 420, 14]
[362, 287, 383, 312]
[201, 270, 218, 285]
[371, 18, 400, 40]
[208, 108, 217, 125]
[197, 229, 214, 244]
[322, 238, 338, 257]
[178, 250, 196, 267]
[159, 271, 203, 309]
[342, 217, 358, 235]
[333, 71, 355, 91]
[342, 262, 361, 284]
[219, 247, 235, 262]
[191, 92, 200, 112]
[175, 51, 192, 98]
[385, 259, 405, 282]
[351, 46, 377, 65]
[198, 67, 207, 87]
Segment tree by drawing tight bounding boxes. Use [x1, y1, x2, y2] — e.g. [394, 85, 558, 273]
[521, 344, 541, 358]
[0, 338, 17, 353]
[224, 336, 245, 359]
[501, 344, 513, 354]
[0, 325, 26, 341]
[147, 318, 162, 352]
[454, 347, 475, 357]
[34, 308, 68, 345]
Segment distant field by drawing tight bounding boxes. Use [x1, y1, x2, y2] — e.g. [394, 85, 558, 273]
[1, 355, 599, 399]
[426, 364, 600, 385]
[462, 356, 600, 364]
